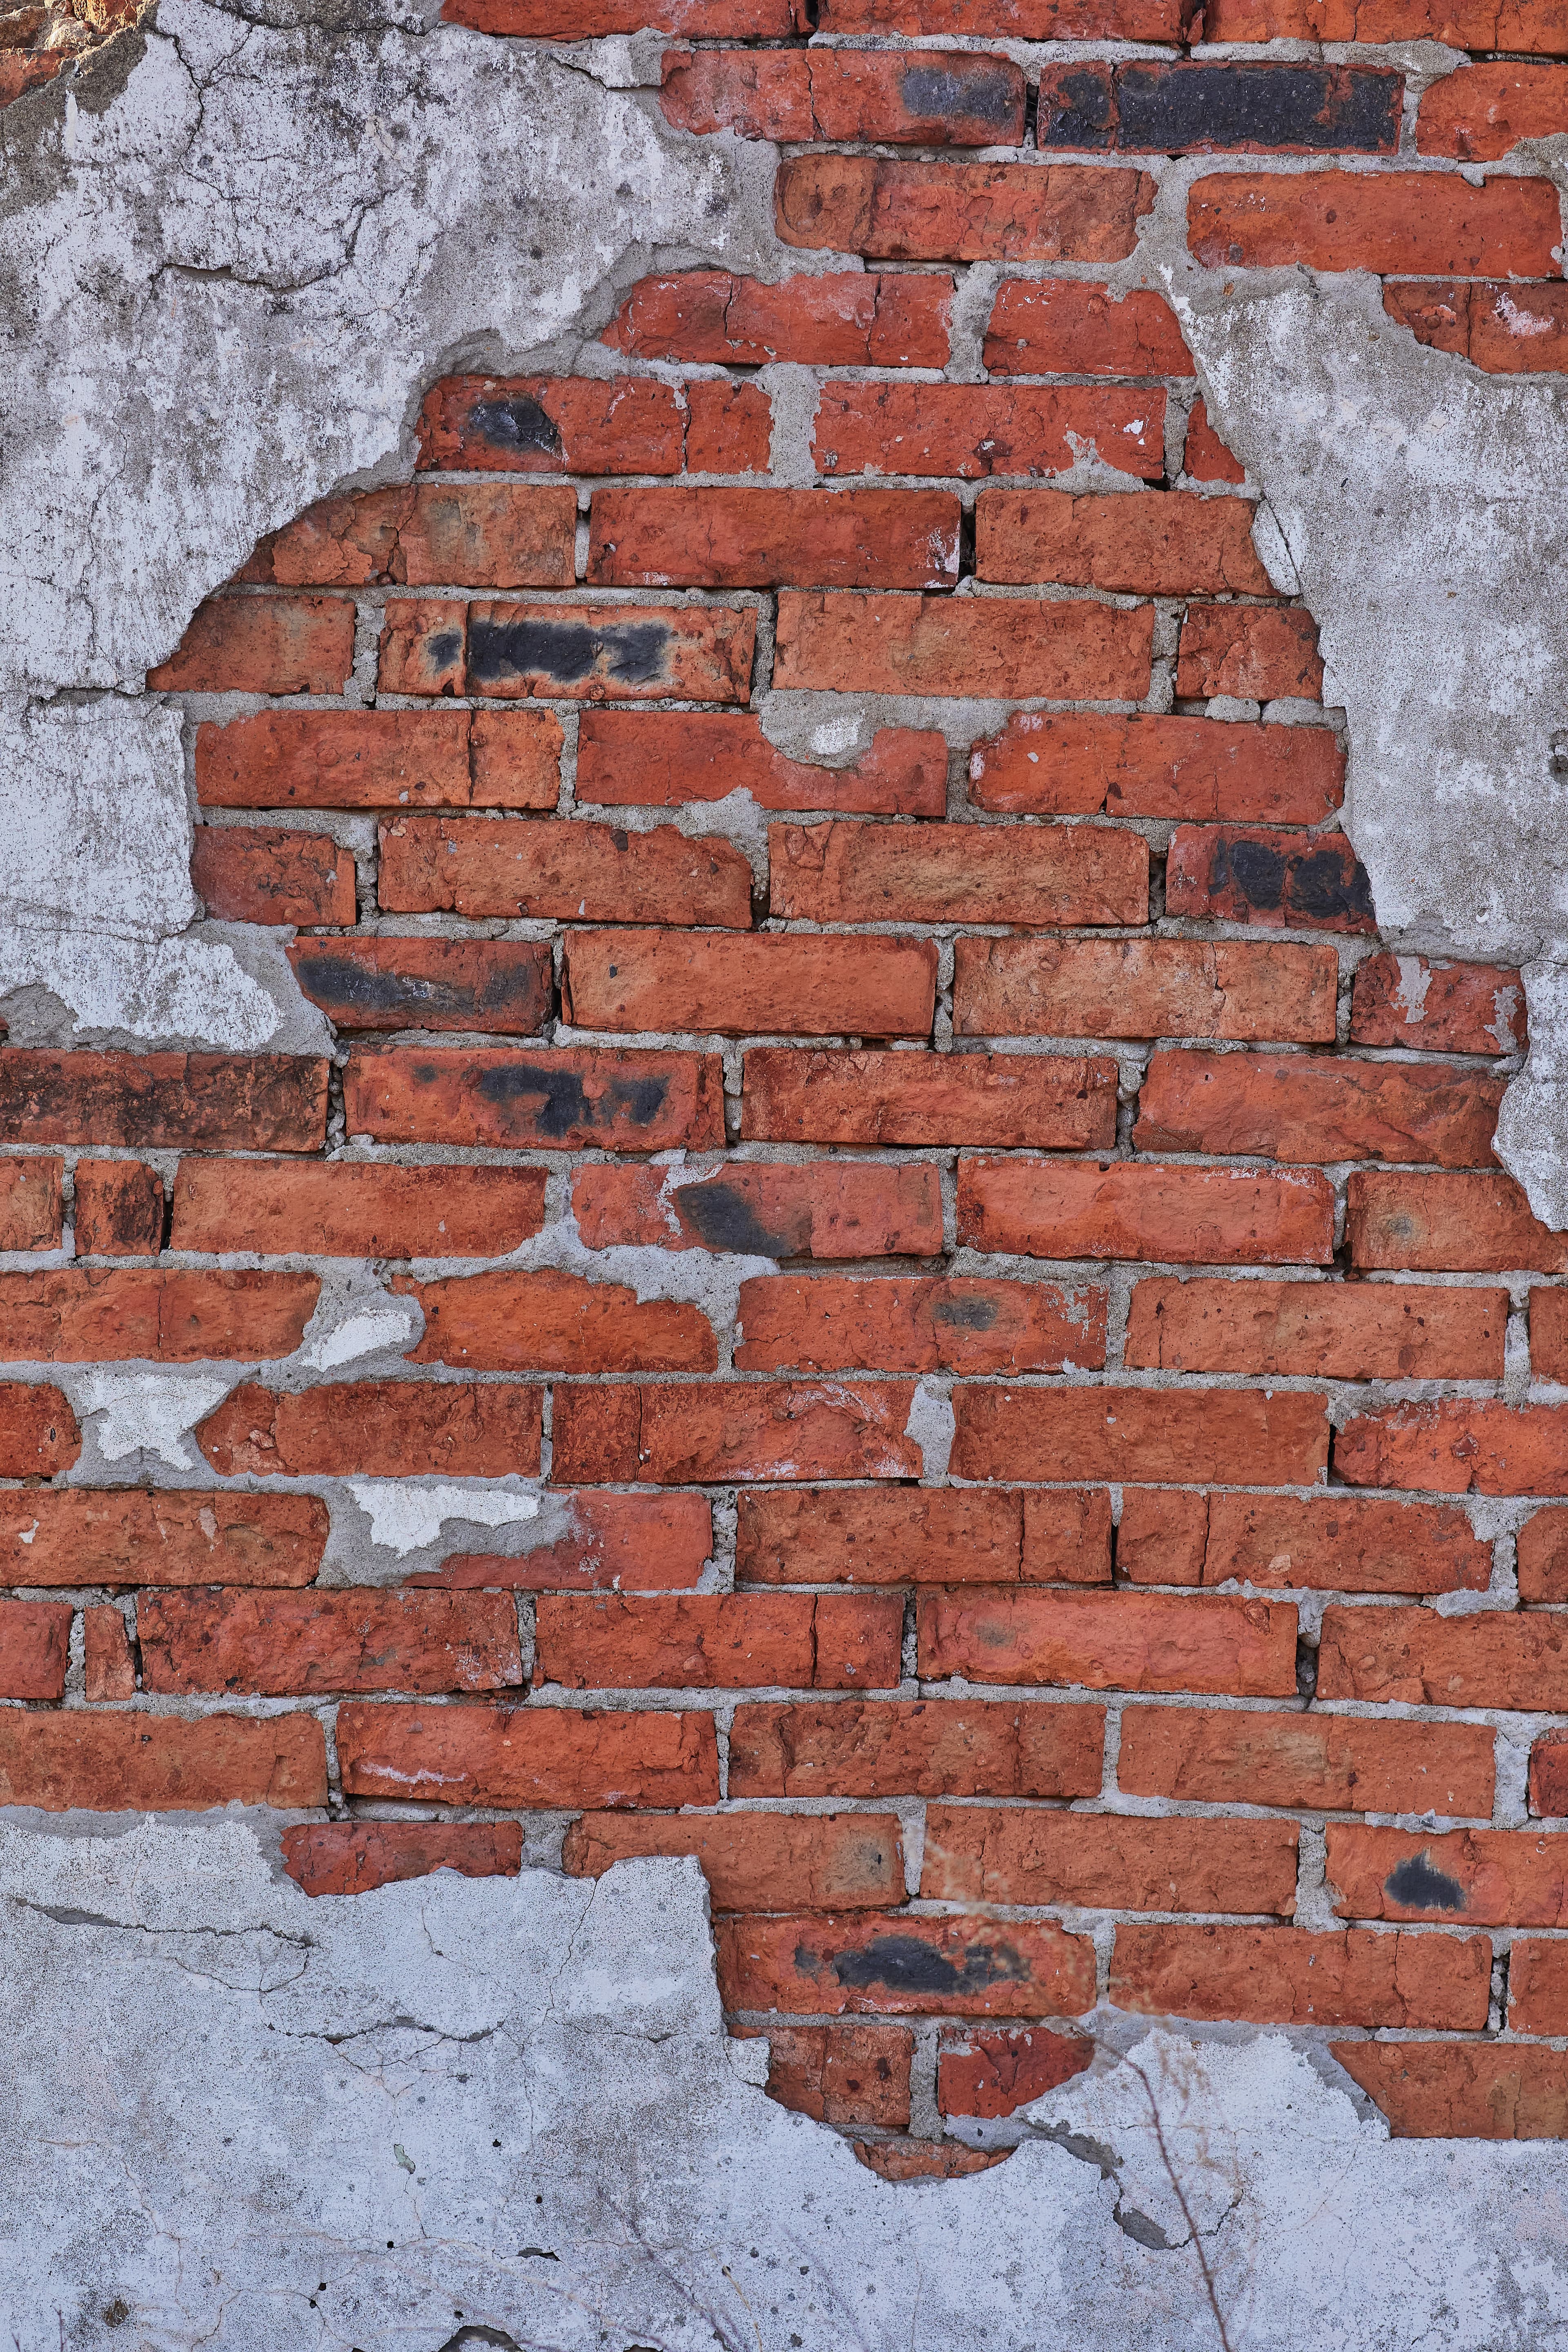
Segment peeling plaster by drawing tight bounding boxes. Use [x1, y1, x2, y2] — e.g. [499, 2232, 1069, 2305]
[342, 1477, 540, 1554]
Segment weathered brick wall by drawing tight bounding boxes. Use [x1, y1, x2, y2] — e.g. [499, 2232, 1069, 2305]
[3, 0, 1568, 2174]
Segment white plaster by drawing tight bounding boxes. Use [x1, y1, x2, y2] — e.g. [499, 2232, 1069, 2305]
[342, 1479, 541, 1556]
[904, 1379, 955, 1484]
[70, 1366, 233, 1469]
[299, 1303, 421, 1372]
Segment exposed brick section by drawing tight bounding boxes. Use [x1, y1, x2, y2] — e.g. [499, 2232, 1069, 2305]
[196, 708, 563, 811]
[537, 1590, 902, 1689]
[1124, 1276, 1506, 1380]
[72, 1159, 163, 1257]
[191, 824, 357, 928]
[83, 1606, 136, 1702]
[715, 1912, 1096, 2017]
[578, 714, 947, 816]
[1506, 1942, 1568, 2034]
[1530, 1731, 1568, 1817]
[918, 1587, 1298, 1695]
[1350, 953, 1525, 1056]
[685, 379, 772, 473]
[381, 599, 758, 704]
[411, 1492, 713, 1593]
[1417, 63, 1568, 160]
[1346, 1171, 1568, 1273]
[1134, 1050, 1506, 1167]
[951, 1384, 1329, 1486]
[287, 938, 553, 1035]
[588, 488, 961, 592]
[977, 488, 1272, 595]
[742, 2024, 913, 2128]
[138, 1588, 523, 1696]
[282, 1820, 524, 1897]
[854, 2141, 1011, 2180]
[0, 1488, 327, 1588]
[1189, 170, 1563, 277]
[742, 1049, 1118, 1149]
[958, 1159, 1335, 1265]
[606, 270, 953, 368]
[399, 1267, 715, 1372]
[170, 1158, 546, 1258]
[1384, 278, 1568, 375]
[343, 1046, 725, 1152]
[775, 592, 1154, 702]
[776, 157, 1158, 264]
[817, 0, 1184, 30]
[0, 1052, 328, 1150]
[0, 1158, 62, 1251]
[243, 483, 575, 587]
[551, 1379, 925, 1484]
[0, 1268, 318, 1363]
[955, 940, 1339, 1043]
[1199, 0, 1567, 46]
[733, 1273, 1107, 1374]
[967, 711, 1344, 824]
[770, 819, 1148, 929]
[1183, 398, 1247, 484]
[571, 1162, 943, 1260]
[1118, 1706, 1496, 1817]
[1111, 1926, 1490, 2029]
[1166, 824, 1374, 935]
[1518, 1513, 1568, 1606]
[377, 815, 754, 928]
[195, 1380, 543, 1479]
[661, 49, 1027, 145]
[1532, 1287, 1568, 1382]
[0, 1383, 80, 1477]
[0, 1713, 327, 1811]
[938, 2028, 1091, 2118]
[1327, 1826, 1568, 1925]
[923, 1807, 1299, 1913]
[1038, 61, 1402, 153]
[415, 374, 684, 472]
[1177, 604, 1323, 702]
[736, 1486, 1113, 1587]
[813, 383, 1166, 482]
[1334, 1402, 1568, 1497]
[729, 1699, 1106, 1799]
[563, 1811, 905, 1909]
[146, 595, 356, 694]
[441, 0, 794, 38]
[0, 1599, 71, 1700]
[337, 1703, 721, 1808]
[983, 278, 1192, 377]
[1332, 2043, 1568, 2141]
[1320, 1605, 1568, 1706]
[562, 930, 939, 1040]
[1121, 1490, 1492, 1595]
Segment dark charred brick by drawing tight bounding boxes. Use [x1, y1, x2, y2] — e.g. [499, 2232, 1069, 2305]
[286, 940, 552, 1035]
[469, 614, 673, 690]
[899, 58, 1021, 133]
[469, 395, 564, 459]
[1165, 826, 1377, 936]
[1040, 64, 1403, 156]
[1035, 64, 1115, 149]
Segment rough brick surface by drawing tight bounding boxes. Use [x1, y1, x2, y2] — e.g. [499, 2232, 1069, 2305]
[968, 712, 1344, 823]
[562, 1810, 905, 1909]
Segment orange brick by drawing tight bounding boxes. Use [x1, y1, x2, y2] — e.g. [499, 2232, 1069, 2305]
[661, 47, 1026, 144]
[741, 1049, 1118, 1149]
[0, 1158, 62, 1252]
[243, 483, 574, 588]
[196, 708, 562, 812]
[605, 270, 952, 368]
[976, 488, 1271, 594]
[737, 1485, 1112, 1587]
[170, 1158, 546, 1258]
[1125, 1276, 1506, 1379]
[576, 713, 947, 817]
[1186, 1490, 1491, 1595]
[0, 1599, 71, 1700]
[1335, 1401, 1568, 1496]
[1509, 1941, 1568, 2035]
[1183, 399, 1246, 483]
[588, 487, 961, 590]
[1532, 1287, 1568, 1381]
[1115, 1486, 1209, 1586]
[923, 1806, 1298, 1912]
[820, 0, 1183, 31]
[342, 1045, 724, 1152]
[0, 1052, 326, 1151]
[769, 818, 1147, 928]
[563, 1811, 905, 1909]
[376, 815, 752, 927]
[684, 379, 772, 474]
[410, 1492, 713, 1594]
[0, 1488, 327, 1588]
[1118, 1705, 1495, 1816]
[195, 1379, 542, 1479]
[83, 1606, 136, 1702]
[918, 1586, 1298, 1695]
[1533, 1730, 1568, 1816]
[0, 1268, 318, 1362]
[1346, 1171, 1568, 1272]
[138, 1588, 522, 1696]
[538, 1591, 902, 1690]
[937, 2027, 1091, 2118]
[72, 1159, 163, 1256]
[951, 1383, 1328, 1486]
[336, 1702, 719, 1807]
[562, 929, 938, 1040]
[729, 1697, 1105, 1798]
[1350, 953, 1524, 1056]
[415, 373, 684, 472]
[967, 710, 1344, 823]
[551, 1379, 925, 1484]
[190, 824, 356, 927]
[1134, 1050, 1506, 1167]
[954, 938, 1338, 1042]
[1327, 1825, 1568, 1925]
[775, 590, 1153, 700]
[744, 2023, 914, 2128]
[571, 1161, 943, 1260]
[734, 1273, 1107, 1374]
[1165, 824, 1374, 934]
[442, 0, 793, 30]
[716, 1910, 1096, 2016]
[1518, 1510, 1568, 1604]
[1189, 169, 1563, 276]
[812, 383, 1165, 481]
[1333, 2042, 1568, 2140]
[1320, 1603, 1568, 1707]
[1176, 604, 1323, 701]
[397, 1268, 714, 1373]
[958, 1159, 1335, 1265]
[776, 155, 1156, 264]
[1112, 1924, 1489, 2028]
[1384, 278, 1568, 375]
[282, 1820, 523, 1897]
[983, 278, 1193, 376]
[0, 1382, 80, 1477]
[1201, 0, 1566, 47]
[854, 2142, 1011, 2180]
[146, 595, 354, 694]
[0, 1712, 327, 1811]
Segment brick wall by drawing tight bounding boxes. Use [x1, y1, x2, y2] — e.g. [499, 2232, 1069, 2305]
[4, 0, 1568, 2165]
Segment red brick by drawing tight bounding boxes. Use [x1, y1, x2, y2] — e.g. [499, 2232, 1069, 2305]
[738, 1485, 1112, 1587]
[1182, 1490, 1492, 1595]
[1189, 169, 1563, 277]
[1532, 1730, 1568, 1815]
[0, 1712, 327, 1811]
[550, 1379, 924, 1484]
[1351, 954, 1526, 1057]
[243, 483, 575, 588]
[730, 1697, 1105, 1798]
[0, 1051, 327, 1151]
[952, 1383, 1329, 1486]
[343, 1045, 724, 1152]
[0, 53, 67, 104]
[735, 1273, 1107, 1375]
[716, 1910, 1096, 2016]
[170, 1158, 545, 1259]
[190, 824, 356, 927]
[924, 1806, 1299, 1913]
[287, 937, 552, 1036]
[588, 486, 960, 593]
[983, 278, 1192, 376]
[1115, 1486, 1210, 1586]
[415, 374, 684, 473]
[769, 817, 1147, 930]
[606, 270, 953, 369]
[140, 1587, 521, 1696]
[1166, 823, 1373, 935]
[1176, 604, 1323, 701]
[0, 1381, 79, 1477]
[1347, 1171, 1568, 1272]
[1508, 1942, 1568, 2034]
[742, 2023, 914, 2128]
[0, 1599, 70, 1700]
[1200, 0, 1567, 47]
[1135, 1050, 1506, 1168]
[777, 156, 1157, 264]
[336, 1701, 719, 1807]
[83, 1606, 137, 1702]
[775, 591, 1154, 701]
[813, 383, 1165, 482]
[955, 937, 1338, 1043]
[1519, 1508, 1568, 1604]
[564, 930, 938, 1041]
[1336, 1401, 1568, 1497]
[1328, 1825, 1568, 1926]
[563, 1810, 905, 1909]
[1182, 399, 1247, 484]
[572, 1160, 942, 1261]
[147, 595, 355, 694]
[398, 1268, 714, 1373]
[412, 1492, 713, 1594]
[1118, 1705, 1495, 1816]
[977, 488, 1271, 595]
[821, 0, 1182, 28]
[443, 0, 791, 33]
[1384, 278, 1568, 375]
[0, 1268, 318, 1363]
[1112, 1924, 1489, 2028]
[968, 709, 1344, 823]
[854, 2141, 1012, 2180]
[662, 47, 1026, 144]
[72, 1159, 163, 1257]
[377, 814, 752, 928]
[937, 2027, 1091, 2119]
[958, 1158, 1335, 1265]
[1532, 1287, 1568, 1381]
[577, 713, 947, 817]
[382, 600, 757, 704]
[0, 1158, 62, 1251]
[683, 379, 772, 475]
[1334, 2042, 1568, 2140]
[196, 708, 562, 812]
[741, 1049, 1118, 1150]
[1125, 1276, 1506, 1379]
[282, 1820, 524, 1898]
[919, 1586, 1297, 1695]
[196, 1379, 541, 1479]
[540, 1592, 901, 1692]
[0, 1487, 327, 1588]
[1320, 1604, 1568, 1707]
